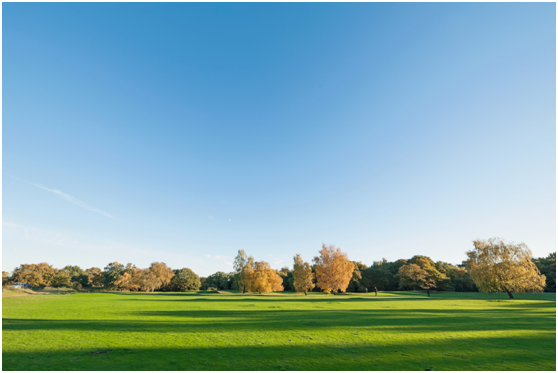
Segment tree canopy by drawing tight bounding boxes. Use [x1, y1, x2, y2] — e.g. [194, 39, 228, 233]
[466, 238, 546, 298]
[292, 254, 314, 295]
[313, 244, 353, 294]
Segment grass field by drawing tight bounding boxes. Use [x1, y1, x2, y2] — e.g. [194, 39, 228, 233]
[2, 291, 555, 371]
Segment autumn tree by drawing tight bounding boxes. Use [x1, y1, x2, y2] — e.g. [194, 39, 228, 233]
[466, 238, 546, 299]
[140, 262, 174, 292]
[396, 263, 435, 290]
[3, 271, 10, 286]
[408, 256, 450, 290]
[313, 244, 354, 294]
[11, 263, 57, 287]
[234, 250, 254, 293]
[292, 254, 315, 295]
[86, 267, 104, 287]
[271, 271, 285, 292]
[246, 261, 283, 294]
[114, 272, 133, 290]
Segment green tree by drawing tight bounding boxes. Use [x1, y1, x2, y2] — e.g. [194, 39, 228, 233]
[63, 265, 89, 288]
[532, 253, 556, 292]
[169, 268, 201, 291]
[397, 263, 435, 290]
[347, 261, 368, 292]
[51, 270, 72, 288]
[102, 262, 125, 290]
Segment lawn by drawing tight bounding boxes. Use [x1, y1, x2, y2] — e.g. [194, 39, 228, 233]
[2, 291, 555, 371]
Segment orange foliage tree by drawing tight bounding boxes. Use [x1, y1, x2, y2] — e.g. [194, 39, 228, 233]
[246, 261, 283, 294]
[313, 244, 353, 294]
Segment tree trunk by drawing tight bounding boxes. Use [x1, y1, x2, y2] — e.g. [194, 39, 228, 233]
[506, 290, 514, 299]
[304, 291, 307, 296]
[243, 286, 246, 294]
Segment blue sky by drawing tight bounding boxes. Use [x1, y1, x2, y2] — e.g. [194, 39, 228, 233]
[2, 3, 555, 276]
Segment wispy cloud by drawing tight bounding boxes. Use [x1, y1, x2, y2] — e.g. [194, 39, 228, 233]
[205, 254, 234, 269]
[5, 175, 116, 220]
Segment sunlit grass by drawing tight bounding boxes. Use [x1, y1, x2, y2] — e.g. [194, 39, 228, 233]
[2, 291, 555, 370]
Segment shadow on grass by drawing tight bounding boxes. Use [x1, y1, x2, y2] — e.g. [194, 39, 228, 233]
[2, 334, 556, 371]
[3, 304, 555, 334]
[97, 291, 556, 302]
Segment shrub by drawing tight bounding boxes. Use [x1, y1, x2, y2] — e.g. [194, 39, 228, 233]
[322, 288, 331, 294]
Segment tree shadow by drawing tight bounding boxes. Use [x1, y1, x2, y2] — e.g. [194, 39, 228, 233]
[2, 334, 555, 371]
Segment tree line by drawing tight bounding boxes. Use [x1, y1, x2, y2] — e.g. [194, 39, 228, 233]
[3, 239, 555, 298]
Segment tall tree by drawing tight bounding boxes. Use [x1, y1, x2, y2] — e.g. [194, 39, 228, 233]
[234, 250, 254, 293]
[313, 244, 353, 294]
[466, 238, 546, 298]
[292, 254, 315, 295]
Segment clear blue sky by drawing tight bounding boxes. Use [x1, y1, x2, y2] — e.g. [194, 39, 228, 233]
[3, 3, 555, 276]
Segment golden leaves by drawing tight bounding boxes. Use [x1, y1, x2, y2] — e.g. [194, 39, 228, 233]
[466, 238, 546, 297]
[313, 244, 353, 294]
[293, 254, 315, 294]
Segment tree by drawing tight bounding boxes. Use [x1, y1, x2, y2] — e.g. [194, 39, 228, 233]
[63, 265, 89, 288]
[140, 262, 175, 292]
[313, 244, 354, 294]
[102, 262, 125, 290]
[277, 267, 294, 292]
[396, 263, 435, 290]
[347, 261, 367, 292]
[234, 250, 254, 293]
[11, 263, 57, 287]
[206, 271, 233, 290]
[271, 271, 285, 292]
[51, 270, 72, 288]
[292, 254, 315, 295]
[532, 253, 556, 292]
[362, 259, 400, 291]
[466, 238, 546, 299]
[246, 261, 282, 294]
[86, 267, 104, 287]
[409, 256, 450, 289]
[139, 269, 160, 292]
[3, 271, 11, 286]
[169, 268, 201, 291]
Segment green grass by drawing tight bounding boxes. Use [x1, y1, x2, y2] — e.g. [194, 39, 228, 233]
[2, 291, 555, 371]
